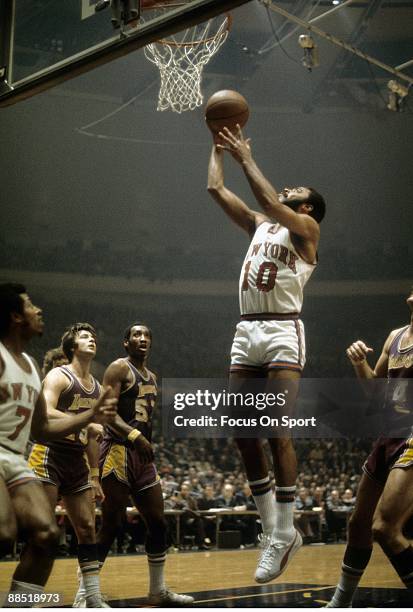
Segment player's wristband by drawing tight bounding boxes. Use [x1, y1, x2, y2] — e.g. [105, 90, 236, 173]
[127, 428, 141, 442]
[90, 468, 99, 478]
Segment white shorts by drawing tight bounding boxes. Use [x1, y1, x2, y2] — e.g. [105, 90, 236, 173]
[230, 319, 305, 373]
[0, 445, 37, 490]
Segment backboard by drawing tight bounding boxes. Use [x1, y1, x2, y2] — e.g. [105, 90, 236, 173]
[0, 0, 251, 107]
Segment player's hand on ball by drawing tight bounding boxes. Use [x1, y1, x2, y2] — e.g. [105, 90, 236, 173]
[93, 386, 118, 423]
[134, 434, 154, 464]
[212, 132, 224, 147]
[217, 125, 252, 163]
[346, 340, 373, 365]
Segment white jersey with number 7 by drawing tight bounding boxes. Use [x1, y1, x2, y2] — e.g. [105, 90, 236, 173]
[0, 341, 41, 455]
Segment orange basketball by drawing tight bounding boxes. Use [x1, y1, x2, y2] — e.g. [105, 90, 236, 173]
[205, 90, 249, 134]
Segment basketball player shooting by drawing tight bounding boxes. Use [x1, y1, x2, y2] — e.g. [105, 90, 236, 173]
[207, 122, 326, 583]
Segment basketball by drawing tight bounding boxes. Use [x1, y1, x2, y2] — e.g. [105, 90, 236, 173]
[205, 90, 249, 134]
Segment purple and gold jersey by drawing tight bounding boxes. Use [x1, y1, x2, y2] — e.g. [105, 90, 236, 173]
[47, 365, 101, 453]
[385, 325, 413, 430]
[105, 360, 157, 444]
[388, 326, 413, 379]
[363, 326, 413, 483]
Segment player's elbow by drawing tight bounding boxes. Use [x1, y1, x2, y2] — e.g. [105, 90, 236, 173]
[31, 421, 48, 443]
[207, 182, 222, 196]
[207, 183, 227, 205]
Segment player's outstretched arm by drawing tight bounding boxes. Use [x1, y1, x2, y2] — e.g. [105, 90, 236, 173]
[102, 360, 154, 464]
[31, 386, 117, 441]
[207, 144, 267, 237]
[217, 126, 319, 242]
[346, 330, 397, 379]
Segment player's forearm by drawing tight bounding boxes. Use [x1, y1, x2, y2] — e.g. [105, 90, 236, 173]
[209, 185, 246, 224]
[208, 146, 257, 234]
[47, 407, 70, 419]
[352, 361, 375, 379]
[241, 158, 284, 220]
[34, 407, 96, 441]
[207, 150, 230, 208]
[86, 438, 100, 470]
[108, 414, 135, 439]
[207, 145, 224, 192]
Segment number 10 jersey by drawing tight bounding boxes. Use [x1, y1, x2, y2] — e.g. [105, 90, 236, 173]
[239, 222, 316, 316]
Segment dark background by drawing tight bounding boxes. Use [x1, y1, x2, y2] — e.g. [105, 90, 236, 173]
[1, 0, 412, 377]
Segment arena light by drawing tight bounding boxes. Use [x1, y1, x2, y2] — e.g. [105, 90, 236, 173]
[387, 79, 409, 112]
[298, 34, 319, 71]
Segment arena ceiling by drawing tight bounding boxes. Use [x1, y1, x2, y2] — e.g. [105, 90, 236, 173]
[0, 0, 412, 265]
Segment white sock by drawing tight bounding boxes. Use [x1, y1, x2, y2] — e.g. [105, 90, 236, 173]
[148, 551, 167, 595]
[273, 485, 296, 542]
[328, 545, 373, 607]
[5, 580, 44, 608]
[330, 563, 365, 606]
[74, 566, 87, 602]
[248, 476, 276, 535]
[79, 561, 101, 601]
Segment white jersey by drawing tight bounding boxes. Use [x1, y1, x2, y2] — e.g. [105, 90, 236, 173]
[239, 221, 316, 316]
[0, 341, 41, 455]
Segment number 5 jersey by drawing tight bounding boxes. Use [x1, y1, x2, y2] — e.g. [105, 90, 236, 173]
[104, 360, 157, 445]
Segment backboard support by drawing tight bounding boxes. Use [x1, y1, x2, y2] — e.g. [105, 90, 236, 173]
[0, 0, 252, 107]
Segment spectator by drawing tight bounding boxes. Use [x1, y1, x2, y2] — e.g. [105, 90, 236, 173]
[234, 483, 258, 545]
[216, 485, 255, 546]
[295, 487, 315, 540]
[170, 484, 210, 550]
[342, 488, 355, 509]
[326, 489, 347, 541]
[234, 484, 256, 511]
[198, 485, 217, 511]
[198, 484, 218, 544]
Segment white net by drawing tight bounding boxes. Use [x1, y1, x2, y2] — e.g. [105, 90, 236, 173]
[144, 15, 230, 113]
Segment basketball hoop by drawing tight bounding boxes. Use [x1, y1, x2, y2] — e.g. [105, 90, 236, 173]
[141, 1, 231, 113]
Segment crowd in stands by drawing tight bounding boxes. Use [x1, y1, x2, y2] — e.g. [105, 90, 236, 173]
[73, 437, 367, 557]
[154, 437, 368, 547]
[39, 437, 370, 559]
